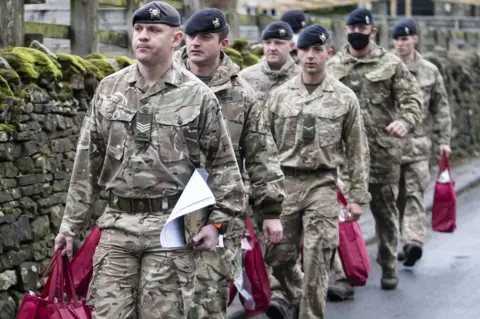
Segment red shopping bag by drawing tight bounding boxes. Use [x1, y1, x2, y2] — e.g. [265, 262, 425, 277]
[228, 217, 271, 317]
[70, 226, 102, 298]
[16, 249, 92, 319]
[432, 155, 457, 232]
[337, 187, 370, 286]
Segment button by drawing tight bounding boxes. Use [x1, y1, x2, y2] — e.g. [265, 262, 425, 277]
[140, 107, 149, 113]
[137, 202, 145, 210]
[134, 167, 141, 173]
[141, 99, 148, 105]
[106, 113, 112, 119]
[112, 111, 120, 120]
[134, 188, 141, 195]
[177, 118, 183, 125]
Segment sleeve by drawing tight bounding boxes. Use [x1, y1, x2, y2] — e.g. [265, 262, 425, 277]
[429, 69, 451, 146]
[59, 89, 105, 237]
[240, 93, 286, 220]
[342, 94, 371, 205]
[392, 62, 423, 132]
[198, 91, 246, 225]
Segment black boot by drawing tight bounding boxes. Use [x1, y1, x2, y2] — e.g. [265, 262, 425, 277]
[327, 279, 355, 301]
[403, 243, 423, 267]
[266, 299, 289, 319]
[381, 268, 398, 290]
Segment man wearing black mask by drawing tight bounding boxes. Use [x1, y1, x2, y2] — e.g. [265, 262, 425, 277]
[326, 8, 422, 299]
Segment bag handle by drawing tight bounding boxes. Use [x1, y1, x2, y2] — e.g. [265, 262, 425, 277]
[61, 255, 80, 305]
[245, 217, 257, 242]
[337, 187, 348, 208]
[40, 249, 62, 298]
[47, 250, 64, 302]
[437, 154, 453, 182]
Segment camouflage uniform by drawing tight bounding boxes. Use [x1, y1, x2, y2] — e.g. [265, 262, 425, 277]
[264, 74, 370, 318]
[327, 42, 422, 283]
[174, 48, 286, 319]
[58, 62, 245, 318]
[398, 51, 451, 246]
[239, 56, 300, 106]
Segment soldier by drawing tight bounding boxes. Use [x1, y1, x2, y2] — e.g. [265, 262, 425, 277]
[392, 18, 451, 265]
[53, 2, 246, 318]
[280, 9, 308, 63]
[239, 21, 300, 105]
[264, 24, 370, 319]
[326, 8, 423, 300]
[173, 8, 286, 319]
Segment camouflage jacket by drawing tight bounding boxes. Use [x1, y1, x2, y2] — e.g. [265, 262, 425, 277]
[239, 55, 300, 105]
[327, 42, 423, 184]
[59, 62, 245, 240]
[174, 48, 286, 219]
[266, 74, 371, 205]
[400, 51, 451, 163]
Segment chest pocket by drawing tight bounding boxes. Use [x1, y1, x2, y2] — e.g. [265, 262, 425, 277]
[218, 93, 245, 151]
[365, 67, 395, 105]
[313, 102, 348, 147]
[153, 104, 201, 163]
[271, 105, 300, 149]
[97, 98, 136, 161]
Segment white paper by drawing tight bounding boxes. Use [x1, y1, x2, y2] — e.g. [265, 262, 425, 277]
[234, 271, 256, 311]
[438, 169, 451, 183]
[339, 207, 346, 222]
[160, 169, 216, 247]
[217, 235, 224, 248]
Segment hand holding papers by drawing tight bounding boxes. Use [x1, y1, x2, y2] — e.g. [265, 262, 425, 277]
[160, 169, 216, 248]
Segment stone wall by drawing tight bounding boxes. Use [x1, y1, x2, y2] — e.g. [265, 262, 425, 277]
[0, 42, 134, 318]
[0, 42, 478, 318]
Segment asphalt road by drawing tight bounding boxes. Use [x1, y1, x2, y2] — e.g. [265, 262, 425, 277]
[326, 185, 480, 319]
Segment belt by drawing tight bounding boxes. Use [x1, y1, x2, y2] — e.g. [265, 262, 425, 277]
[281, 166, 336, 177]
[108, 193, 180, 213]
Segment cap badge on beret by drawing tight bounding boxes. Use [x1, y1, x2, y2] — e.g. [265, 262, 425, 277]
[365, 16, 370, 24]
[279, 28, 286, 36]
[405, 27, 409, 35]
[149, 7, 161, 19]
[319, 32, 326, 42]
[301, 20, 306, 27]
[212, 17, 220, 28]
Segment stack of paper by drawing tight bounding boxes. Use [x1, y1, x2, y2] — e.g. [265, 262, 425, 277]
[160, 169, 216, 248]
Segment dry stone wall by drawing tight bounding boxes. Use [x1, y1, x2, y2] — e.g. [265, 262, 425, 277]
[0, 41, 478, 318]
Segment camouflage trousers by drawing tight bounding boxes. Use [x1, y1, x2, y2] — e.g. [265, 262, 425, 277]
[187, 234, 243, 319]
[397, 160, 430, 246]
[87, 225, 197, 319]
[264, 174, 338, 319]
[370, 183, 400, 271]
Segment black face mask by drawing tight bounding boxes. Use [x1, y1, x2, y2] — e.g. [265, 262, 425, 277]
[348, 32, 370, 51]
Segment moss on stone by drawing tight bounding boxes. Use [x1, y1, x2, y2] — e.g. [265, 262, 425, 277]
[113, 56, 135, 69]
[85, 53, 107, 60]
[0, 69, 21, 88]
[0, 76, 14, 103]
[56, 53, 106, 80]
[88, 59, 115, 78]
[3, 207, 13, 214]
[232, 39, 250, 52]
[252, 46, 264, 57]
[224, 47, 243, 66]
[0, 124, 16, 132]
[0, 47, 62, 82]
[242, 52, 259, 67]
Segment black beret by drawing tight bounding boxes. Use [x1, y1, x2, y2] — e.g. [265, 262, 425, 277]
[261, 21, 293, 41]
[184, 8, 228, 36]
[346, 8, 373, 26]
[132, 1, 181, 27]
[297, 24, 330, 49]
[280, 10, 307, 32]
[392, 18, 418, 38]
